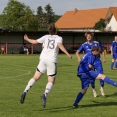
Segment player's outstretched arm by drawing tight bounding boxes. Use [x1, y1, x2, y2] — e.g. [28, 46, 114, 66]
[57, 43, 72, 59]
[24, 34, 38, 44]
[76, 51, 81, 63]
[102, 51, 106, 63]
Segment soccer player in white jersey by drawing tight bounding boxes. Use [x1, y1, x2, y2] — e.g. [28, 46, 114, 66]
[20, 23, 72, 108]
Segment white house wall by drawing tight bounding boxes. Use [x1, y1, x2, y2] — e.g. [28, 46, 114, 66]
[106, 15, 117, 31]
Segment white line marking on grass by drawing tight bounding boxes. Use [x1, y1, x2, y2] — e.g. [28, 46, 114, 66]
[0, 71, 31, 79]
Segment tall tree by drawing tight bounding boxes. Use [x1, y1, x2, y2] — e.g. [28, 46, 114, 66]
[37, 6, 44, 30]
[36, 4, 55, 30]
[44, 4, 55, 24]
[0, 0, 38, 31]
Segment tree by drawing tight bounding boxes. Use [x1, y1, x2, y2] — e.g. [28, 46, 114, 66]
[44, 4, 55, 24]
[36, 4, 55, 30]
[94, 18, 106, 31]
[37, 6, 44, 30]
[0, 0, 38, 31]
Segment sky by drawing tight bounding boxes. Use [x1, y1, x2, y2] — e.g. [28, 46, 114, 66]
[0, 0, 117, 15]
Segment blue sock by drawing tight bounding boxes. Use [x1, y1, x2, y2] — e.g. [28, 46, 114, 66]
[115, 62, 117, 68]
[73, 92, 84, 106]
[104, 77, 117, 87]
[100, 79, 104, 87]
[91, 82, 95, 89]
[110, 62, 114, 69]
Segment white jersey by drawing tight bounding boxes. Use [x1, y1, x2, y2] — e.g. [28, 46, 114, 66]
[37, 35, 63, 63]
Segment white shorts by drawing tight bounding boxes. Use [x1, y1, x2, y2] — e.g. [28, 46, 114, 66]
[37, 59, 57, 77]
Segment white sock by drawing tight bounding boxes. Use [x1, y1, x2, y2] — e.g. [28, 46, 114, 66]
[44, 82, 53, 97]
[24, 78, 36, 93]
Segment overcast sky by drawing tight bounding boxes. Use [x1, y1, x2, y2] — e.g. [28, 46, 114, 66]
[0, 0, 117, 15]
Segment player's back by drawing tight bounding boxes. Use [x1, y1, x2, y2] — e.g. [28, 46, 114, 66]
[78, 52, 95, 74]
[40, 35, 62, 63]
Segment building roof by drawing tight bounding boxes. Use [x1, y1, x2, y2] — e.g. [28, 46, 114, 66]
[55, 8, 109, 29]
[109, 7, 117, 21]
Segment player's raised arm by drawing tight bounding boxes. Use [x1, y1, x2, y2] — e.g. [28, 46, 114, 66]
[24, 34, 38, 44]
[57, 43, 72, 59]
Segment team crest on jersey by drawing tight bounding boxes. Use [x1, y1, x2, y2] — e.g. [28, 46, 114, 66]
[86, 46, 88, 48]
[95, 44, 97, 46]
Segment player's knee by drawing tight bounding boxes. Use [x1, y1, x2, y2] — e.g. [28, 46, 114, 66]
[112, 59, 115, 62]
[97, 74, 106, 80]
[81, 89, 87, 94]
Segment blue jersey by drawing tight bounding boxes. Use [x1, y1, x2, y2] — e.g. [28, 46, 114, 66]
[78, 52, 97, 74]
[111, 41, 117, 53]
[78, 41, 103, 55]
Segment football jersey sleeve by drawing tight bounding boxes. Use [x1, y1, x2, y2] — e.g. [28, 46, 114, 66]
[36, 35, 46, 44]
[56, 37, 63, 43]
[78, 44, 84, 52]
[88, 55, 95, 65]
[98, 43, 104, 51]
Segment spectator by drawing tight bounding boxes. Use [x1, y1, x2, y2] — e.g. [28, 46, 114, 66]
[1, 46, 5, 54]
[23, 44, 29, 55]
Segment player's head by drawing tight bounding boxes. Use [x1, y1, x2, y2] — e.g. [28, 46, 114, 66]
[92, 46, 101, 56]
[115, 36, 117, 41]
[48, 23, 57, 35]
[85, 32, 94, 42]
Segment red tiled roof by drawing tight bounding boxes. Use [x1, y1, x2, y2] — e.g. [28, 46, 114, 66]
[55, 8, 109, 29]
[109, 7, 117, 21]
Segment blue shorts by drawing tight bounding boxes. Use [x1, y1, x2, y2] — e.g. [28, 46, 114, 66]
[113, 53, 117, 59]
[78, 71, 99, 89]
[93, 59, 103, 74]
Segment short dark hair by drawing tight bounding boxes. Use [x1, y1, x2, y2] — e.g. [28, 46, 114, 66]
[85, 32, 94, 37]
[48, 23, 56, 35]
[92, 46, 101, 52]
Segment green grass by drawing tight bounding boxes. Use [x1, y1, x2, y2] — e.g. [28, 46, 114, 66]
[0, 54, 117, 117]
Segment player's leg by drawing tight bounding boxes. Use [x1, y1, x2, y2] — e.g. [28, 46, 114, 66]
[91, 82, 97, 97]
[41, 61, 57, 108]
[110, 55, 115, 70]
[96, 74, 117, 87]
[20, 60, 46, 104]
[95, 59, 105, 96]
[73, 74, 91, 108]
[115, 58, 117, 69]
[20, 70, 43, 104]
[73, 88, 87, 108]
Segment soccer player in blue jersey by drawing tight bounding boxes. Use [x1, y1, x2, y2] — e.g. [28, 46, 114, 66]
[110, 36, 117, 70]
[73, 46, 117, 108]
[76, 32, 106, 97]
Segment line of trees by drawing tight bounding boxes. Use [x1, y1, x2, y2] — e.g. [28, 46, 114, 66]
[0, 0, 61, 31]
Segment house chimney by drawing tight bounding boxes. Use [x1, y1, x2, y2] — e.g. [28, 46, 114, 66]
[74, 8, 78, 14]
[74, 8, 78, 12]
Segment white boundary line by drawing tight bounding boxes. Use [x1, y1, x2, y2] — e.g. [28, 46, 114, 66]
[0, 70, 31, 79]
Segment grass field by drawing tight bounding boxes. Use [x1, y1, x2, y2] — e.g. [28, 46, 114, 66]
[0, 54, 117, 117]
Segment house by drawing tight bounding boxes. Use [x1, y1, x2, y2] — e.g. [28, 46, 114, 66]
[55, 7, 117, 32]
[105, 7, 117, 31]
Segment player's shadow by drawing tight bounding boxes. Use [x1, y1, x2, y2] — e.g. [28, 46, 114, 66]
[32, 106, 73, 112]
[82, 101, 117, 108]
[32, 101, 117, 112]
[104, 92, 117, 97]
